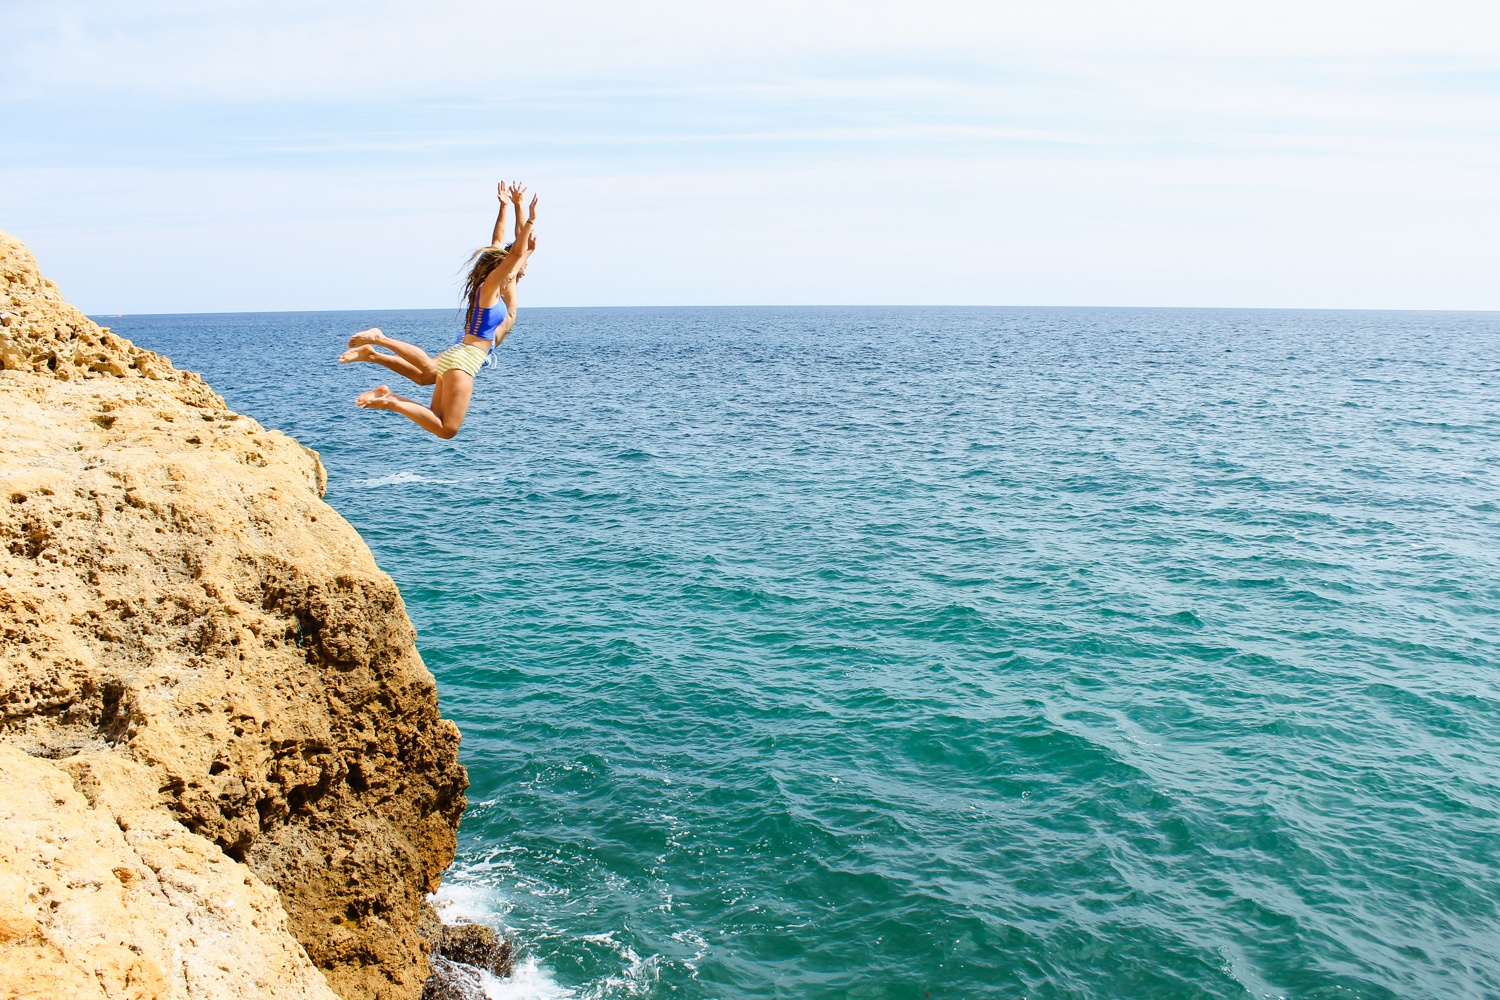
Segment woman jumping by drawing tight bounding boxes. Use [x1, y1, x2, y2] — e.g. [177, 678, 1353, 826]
[341, 181, 538, 438]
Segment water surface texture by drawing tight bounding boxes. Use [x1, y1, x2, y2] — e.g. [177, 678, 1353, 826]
[108, 307, 1500, 999]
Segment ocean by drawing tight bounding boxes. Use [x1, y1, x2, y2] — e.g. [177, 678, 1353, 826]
[105, 306, 1500, 999]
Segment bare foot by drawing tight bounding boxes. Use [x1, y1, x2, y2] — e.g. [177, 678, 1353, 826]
[347, 328, 384, 348]
[339, 345, 377, 364]
[355, 385, 397, 410]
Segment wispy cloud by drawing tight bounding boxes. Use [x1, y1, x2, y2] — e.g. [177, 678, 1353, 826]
[4, 1, 1498, 311]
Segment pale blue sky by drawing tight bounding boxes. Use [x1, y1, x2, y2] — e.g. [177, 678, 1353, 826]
[3, 1, 1497, 312]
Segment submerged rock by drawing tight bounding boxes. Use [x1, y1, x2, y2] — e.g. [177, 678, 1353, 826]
[0, 228, 469, 999]
[421, 956, 491, 1000]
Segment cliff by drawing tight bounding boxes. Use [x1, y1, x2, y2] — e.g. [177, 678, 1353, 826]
[0, 229, 469, 999]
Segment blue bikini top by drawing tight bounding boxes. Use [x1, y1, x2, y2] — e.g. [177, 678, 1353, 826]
[462, 301, 507, 341]
[456, 299, 509, 367]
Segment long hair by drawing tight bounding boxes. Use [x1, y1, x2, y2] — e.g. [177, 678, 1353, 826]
[461, 244, 511, 332]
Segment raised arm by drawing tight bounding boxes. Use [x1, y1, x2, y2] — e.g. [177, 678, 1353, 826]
[490, 182, 510, 247]
[480, 192, 538, 333]
[492, 189, 538, 281]
[508, 182, 526, 244]
[515, 194, 537, 262]
[497, 230, 537, 320]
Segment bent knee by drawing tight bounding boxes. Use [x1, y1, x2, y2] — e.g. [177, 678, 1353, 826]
[435, 425, 461, 440]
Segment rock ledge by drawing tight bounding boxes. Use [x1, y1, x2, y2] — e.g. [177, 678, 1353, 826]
[0, 229, 469, 1000]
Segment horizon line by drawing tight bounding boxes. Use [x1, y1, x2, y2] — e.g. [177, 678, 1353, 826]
[87, 303, 1500, 319]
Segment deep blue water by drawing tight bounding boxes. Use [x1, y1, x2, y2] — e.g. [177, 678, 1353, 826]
[104, 307, 1500, 999]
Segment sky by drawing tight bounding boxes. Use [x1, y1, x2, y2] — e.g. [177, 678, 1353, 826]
[2, 1, 1498, 313]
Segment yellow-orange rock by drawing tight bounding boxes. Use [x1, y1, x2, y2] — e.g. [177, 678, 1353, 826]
[0, 744, 339, 1000]
[0, 228, 468, 1000]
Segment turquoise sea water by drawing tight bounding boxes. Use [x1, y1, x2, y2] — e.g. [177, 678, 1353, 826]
[109, 307, 1499, 999]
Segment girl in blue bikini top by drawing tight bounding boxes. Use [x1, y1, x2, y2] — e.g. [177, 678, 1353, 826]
[342, 180, 538, 438]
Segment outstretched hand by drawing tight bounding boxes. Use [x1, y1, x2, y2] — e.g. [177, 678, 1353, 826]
[508, 182, 526, 203]
[496, 181, 507, 201]
[527, 194, 538, 222]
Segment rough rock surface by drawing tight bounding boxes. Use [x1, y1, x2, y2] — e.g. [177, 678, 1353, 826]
[0, 744, 340, 1000]
[0, 229, 469, 999]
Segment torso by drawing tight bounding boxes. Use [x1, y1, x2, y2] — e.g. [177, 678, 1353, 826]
[459, 298, 513, 352]
[465, 302, 505, 338]
[458, 275, 517, 351]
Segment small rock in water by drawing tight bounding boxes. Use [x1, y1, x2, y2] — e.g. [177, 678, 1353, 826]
[434, 922, 514, 975]
[419, 907, 514, 999]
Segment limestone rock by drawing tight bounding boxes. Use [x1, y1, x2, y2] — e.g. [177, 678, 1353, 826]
[0, 231, 172, 382]
[0, 744, 339, 1000]
[0, 228, 468, 999]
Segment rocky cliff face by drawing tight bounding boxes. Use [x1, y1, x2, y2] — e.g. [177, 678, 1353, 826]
[0, 229, 468, 1000]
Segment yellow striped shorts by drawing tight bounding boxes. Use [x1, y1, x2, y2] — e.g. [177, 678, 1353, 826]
[434, 343, 488, 379]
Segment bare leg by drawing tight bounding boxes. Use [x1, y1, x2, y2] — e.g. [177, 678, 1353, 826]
[339, 344, 433, 386]
[356, 372, 473, 440]
[355, 386, 449, 436]
[346, 327, 438, 381]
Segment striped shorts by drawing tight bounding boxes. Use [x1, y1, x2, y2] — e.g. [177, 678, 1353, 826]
[434, 343, 488, 379]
